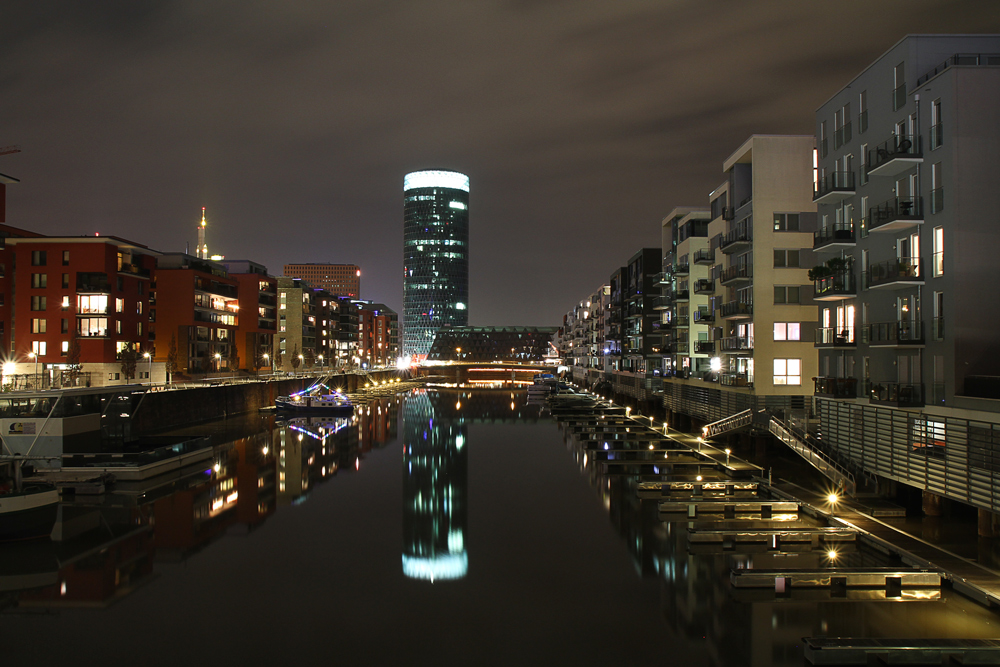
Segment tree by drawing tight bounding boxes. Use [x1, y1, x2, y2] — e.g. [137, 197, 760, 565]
[166, 334, 180, 383]
[290, 344, 301, 370]
[120, 345, 138, 382]
[229, 339, 240, 373]
[66, 334, 82, 386]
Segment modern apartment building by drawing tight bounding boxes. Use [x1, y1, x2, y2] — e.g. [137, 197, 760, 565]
[4, 235, 159, 385]
[282, 263, 360, 298]
[661, 135, 818, 426]
[152, 254, 239, 375]
[402, 169, 469, 359]
[356, 301, 398, 367]
[812, 35, 1000, 516]
[219, 260, 277, 373]
[275, 277, 330, 371]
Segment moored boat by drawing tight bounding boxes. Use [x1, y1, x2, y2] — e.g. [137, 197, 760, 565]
[275, 387, 353, 415]
[0, 459, 58, 541]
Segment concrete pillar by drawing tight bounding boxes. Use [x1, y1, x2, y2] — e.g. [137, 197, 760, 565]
[922, 490, 944, 517]
[979, 508, 1000, 538]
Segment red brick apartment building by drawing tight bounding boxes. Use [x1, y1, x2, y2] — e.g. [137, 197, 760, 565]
[220, 260, 278, 374]
[152, 254, 240, 376]
[2, 234, 158, 387]
[282, 263, 360, 298]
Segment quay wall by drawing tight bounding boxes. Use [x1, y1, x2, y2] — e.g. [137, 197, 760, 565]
[131, 371, 397, 434]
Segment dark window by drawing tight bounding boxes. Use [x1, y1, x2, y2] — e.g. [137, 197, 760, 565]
[774, 286, 801, 304]
[117, 276, 125, 291]
[30, 295, 47, 311]
[773, 213, 800, 231]
[31, 250, 47, 266]
[62, 250, 69, 266]
[62, 273, 69, 288]
[61, 318, 69, 334]
[31, 273, 47, 288]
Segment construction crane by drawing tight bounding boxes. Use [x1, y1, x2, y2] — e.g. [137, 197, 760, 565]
[0, 146, 21, 157]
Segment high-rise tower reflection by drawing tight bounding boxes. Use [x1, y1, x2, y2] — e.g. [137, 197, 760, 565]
[401, 389, 468, 581]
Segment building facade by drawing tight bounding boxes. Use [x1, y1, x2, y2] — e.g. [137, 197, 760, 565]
[220, 260, 277, 373]
[402, 170, 470, 359]
[661, 135, 818, 425]
[282, 263, 361, 298]
[356, 301, 398, 368]
[812, 35, 1000, 515]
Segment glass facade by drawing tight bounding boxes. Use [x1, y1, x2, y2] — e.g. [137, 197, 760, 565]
[403, 170, 469, 357]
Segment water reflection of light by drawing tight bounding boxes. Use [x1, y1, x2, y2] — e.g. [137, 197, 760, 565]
[401, 553, 469, 582]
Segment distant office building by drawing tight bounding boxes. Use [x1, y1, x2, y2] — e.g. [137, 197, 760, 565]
[282, 263, 360, 298]
[402, 170, 469, 358]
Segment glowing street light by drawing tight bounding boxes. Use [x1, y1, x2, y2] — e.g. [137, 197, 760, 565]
[214, 352, 221, 376]
[143, 351, 152, 385]
[725, 448, 731, 466]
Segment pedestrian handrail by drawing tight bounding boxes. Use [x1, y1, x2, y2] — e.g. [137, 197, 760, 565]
[768, 417, 856, 496]
[702, 409, 753, 438]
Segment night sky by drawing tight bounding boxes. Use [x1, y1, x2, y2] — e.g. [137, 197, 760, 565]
[2, 1, 998, 326]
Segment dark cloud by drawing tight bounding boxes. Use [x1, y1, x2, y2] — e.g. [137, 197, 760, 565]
[1, 0, 999, 325]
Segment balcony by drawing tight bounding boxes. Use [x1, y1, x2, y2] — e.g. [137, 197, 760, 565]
[930, 187, 944, 215]
[833, 121, 852, 150]
[870, 381, 924, 408]
[814, 270, 856, 301]
[720, 372, 753, 388]
[814, 376, 858, 398]
[868, 196, 923, 232]
[693, 309, 714, 324]
[931, 317, 944, 342]
[813, 171, 855, 203]
[720, 264, 752, 286]
[721, 336, 753, 353]
[652, 295, 670, 311]
[693, 249, 714, 265]
[674, 262, 690, 276]
[721, 301, 752, 320]
[694, 340, 716, 355]
[864, 257, 923, 290]
[858, 110, 868, 134]
[864, 320, 924, 347]
[929, 122, 943, 150]
[675, 290, 690, 302]
[77, 273, 110, 293]
[813, 223, 855, 251]
[867, 134, 922, 176]
[721, 207, 735, 221]
[693, 278, 715, 294]
[720, 226, 752, 254]
[118, 262, 151, 279]
[815, 326, 856, 348]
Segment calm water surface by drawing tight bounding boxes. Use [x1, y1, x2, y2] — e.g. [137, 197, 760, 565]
[4, 388, 1000, 666]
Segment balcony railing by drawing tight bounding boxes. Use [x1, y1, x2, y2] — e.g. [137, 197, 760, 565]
[693, 278, 715, 294]
[814, 270, 856, 300]
[930, 187, 944, 214]
[721, 335, 753, 352]
[813, 223, 855, 249]
[858, 110, 868, 134]
[675, 289, 690, 301]
[833, 121, 852, 149]
[892, 83, 906, 111]
[864, 320, 924, 346]
[864, 256, 923, 289]
[815, 326, 856, 347]
[929, 122, 943, 150]
[932, 317, 944, 341]
[868, 197, 923, 232]
[692, 309, 714, 324]
[674, 262, 690, 276]
[814, 376, 857, 398]
[870, 381, 923, 407]
[721, 207, 735, 221]
[916, 53, 1000, 87]
[720, 226, 752, 254]
[694, 340, 716, 355]
[720, 264, 752, 285]
[867, 134, 922, 175]
[118, 262, 151, 279]
[693, 248, 714, 265]
[721, 301, 752, 319]
[720, 372, 753, 388]
[814, 171, 856, 202]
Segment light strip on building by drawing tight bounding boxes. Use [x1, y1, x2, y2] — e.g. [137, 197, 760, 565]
[404, 170, 470, 192]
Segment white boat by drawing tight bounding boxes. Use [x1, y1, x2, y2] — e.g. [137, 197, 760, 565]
[275, 378, 354, 415]
[0, 458, 58, 542]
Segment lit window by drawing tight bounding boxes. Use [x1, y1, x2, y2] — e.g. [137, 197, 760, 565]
[115, 298, 124, 313]
[773, 323, 800, 341]
[773, 358, 801, 385]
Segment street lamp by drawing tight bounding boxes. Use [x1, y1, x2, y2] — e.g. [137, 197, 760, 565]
[262, 353, 269, 378]
[318, 355, 324, 372]
[214, 352, 221, 376]
[143, 352, 152, 385]
[298, 354, 304, 375]
[28, 351, 37, 389]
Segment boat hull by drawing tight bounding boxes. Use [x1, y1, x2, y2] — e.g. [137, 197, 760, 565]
[0, 486, 58, 541]
[275, 397, 354, 415]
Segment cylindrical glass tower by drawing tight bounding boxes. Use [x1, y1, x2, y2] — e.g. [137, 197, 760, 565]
[402, 169, 469, 358]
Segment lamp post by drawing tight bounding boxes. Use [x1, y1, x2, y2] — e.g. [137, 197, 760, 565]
[318, 355, 324, 373]
[262, 353, 269, 378]
[214, 352, 221, 377]
[28, 351, 37, 389]
[143, 352, 152, 386]
[298, 354, 304, 376]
